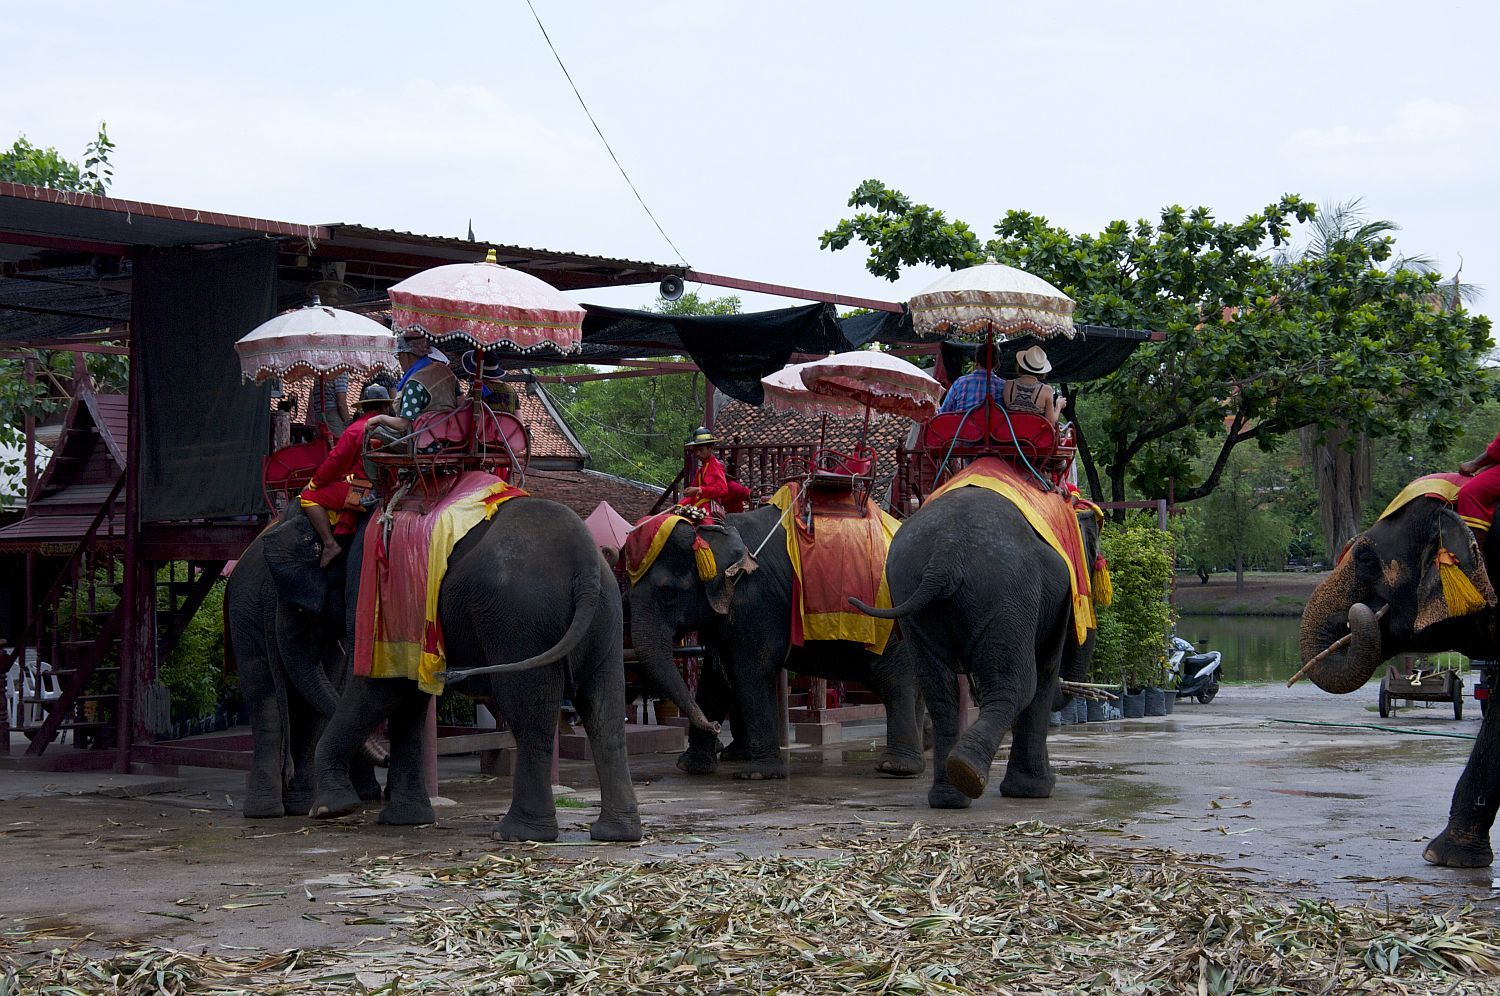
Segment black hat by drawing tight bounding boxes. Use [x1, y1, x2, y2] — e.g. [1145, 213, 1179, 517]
[357, 383, 392, 409]
[684, 426, 718, 448]
[460, 350, 507, 381]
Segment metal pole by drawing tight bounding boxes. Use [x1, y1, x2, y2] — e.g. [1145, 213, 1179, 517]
[116, 327, 143, 772]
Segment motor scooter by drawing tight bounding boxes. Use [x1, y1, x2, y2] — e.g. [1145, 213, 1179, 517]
[1168, 635, 1223, 704]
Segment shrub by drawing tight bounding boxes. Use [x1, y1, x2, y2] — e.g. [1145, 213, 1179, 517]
[159, 578, 226, 721]
[1092, 514, 1176, 690]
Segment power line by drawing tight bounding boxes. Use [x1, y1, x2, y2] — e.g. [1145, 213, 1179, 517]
[523, 0, 690, 266]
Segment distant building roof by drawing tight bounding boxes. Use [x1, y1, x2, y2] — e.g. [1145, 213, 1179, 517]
[521, 468, 663, 523]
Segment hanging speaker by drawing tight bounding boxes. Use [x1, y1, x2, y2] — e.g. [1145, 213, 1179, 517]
[659, 275, 685, 301]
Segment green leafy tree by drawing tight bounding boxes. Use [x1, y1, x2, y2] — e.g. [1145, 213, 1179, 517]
[1178, 448, 1295, 591]
[0, 124, 114, 193]
[821, 182, 1492, 515]
[548, 292, 740, 485]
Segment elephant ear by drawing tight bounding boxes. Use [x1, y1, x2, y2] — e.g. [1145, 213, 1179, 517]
[1414, 507, 1496, 635]
[701, 528, 755, 617]
[261, 508, 328, 615]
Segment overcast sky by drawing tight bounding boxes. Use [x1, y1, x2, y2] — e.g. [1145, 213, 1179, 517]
[6, 1, 1497, 320]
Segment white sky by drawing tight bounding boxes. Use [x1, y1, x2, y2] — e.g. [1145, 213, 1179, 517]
[5, 1, 1497, 320]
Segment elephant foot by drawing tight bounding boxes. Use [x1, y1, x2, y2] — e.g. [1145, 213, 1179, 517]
[242, 795, 286, 820]
[494, 813, 560, 842]
[309, 780, 363, 820]
[876, 751, 925, 778]
[378, 798, 436, 826]
[734, 757, 788, 780]
[282, 790, 315, 815]
[718, 740, 751, 763]
[355, 776, 384, 803]
[676, 748, 719, 775]
[944, 751, 989, 800]
[928, 782, 973, 810]
[1423, 827, 1494, 868]
[590, 813, 644, 842]
[998, 769, 1056, 799]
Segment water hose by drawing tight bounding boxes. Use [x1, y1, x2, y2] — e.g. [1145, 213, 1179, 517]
[1266, 717, 1476, 741]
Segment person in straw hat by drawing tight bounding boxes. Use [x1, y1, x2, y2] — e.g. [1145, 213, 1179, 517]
[681, 426, 731, 514]
[300, 383, 395, 568]
[1004, 345, 1066, 428]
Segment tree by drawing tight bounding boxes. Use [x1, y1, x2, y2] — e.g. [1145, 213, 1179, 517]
[0, 123, 114, 193]
[821, 181, 1492, 515]
[547, 292, 740, 485]
[1178, 447, 1296, 591]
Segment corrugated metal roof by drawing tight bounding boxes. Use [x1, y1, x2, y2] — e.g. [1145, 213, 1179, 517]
[322, 224, 683, 281]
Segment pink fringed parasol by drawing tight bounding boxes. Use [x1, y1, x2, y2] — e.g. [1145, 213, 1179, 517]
[760, 362, 867, 418]
[387, 249, 584, 356]
[797, 350, 943, 420]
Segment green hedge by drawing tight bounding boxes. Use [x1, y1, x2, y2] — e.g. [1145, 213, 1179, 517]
[1092, 515, 1176, 690]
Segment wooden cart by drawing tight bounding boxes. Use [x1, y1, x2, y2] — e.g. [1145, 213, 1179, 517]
[1378, 656, 1464, 720]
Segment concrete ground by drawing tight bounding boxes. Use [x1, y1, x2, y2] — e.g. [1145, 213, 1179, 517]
[2, 679, 1496, 959]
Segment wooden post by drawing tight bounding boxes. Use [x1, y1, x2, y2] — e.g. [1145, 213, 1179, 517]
[116, 328, 143, 772]
[778, 670, 790, 748]
[703, 380, 716, 431]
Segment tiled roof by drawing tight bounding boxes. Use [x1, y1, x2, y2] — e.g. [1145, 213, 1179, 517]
[714, 400, 913, 502]
[521, 468, 663, 523]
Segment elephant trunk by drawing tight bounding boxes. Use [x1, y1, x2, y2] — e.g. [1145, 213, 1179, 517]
[1298, 559, 1386, 694]
[631, 611, 718, 734]
[279, 609, 343, 720]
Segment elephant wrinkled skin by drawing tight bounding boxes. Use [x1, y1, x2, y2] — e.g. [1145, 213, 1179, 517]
[1298, 494, 1500, 867]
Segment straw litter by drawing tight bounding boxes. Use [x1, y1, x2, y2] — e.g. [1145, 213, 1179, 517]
[3, 821, 1498, 994]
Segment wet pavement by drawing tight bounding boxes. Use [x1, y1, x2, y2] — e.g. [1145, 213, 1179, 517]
[1, 679, 1496, 956]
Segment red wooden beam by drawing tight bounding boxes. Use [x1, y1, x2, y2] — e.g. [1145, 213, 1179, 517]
[687, 269, 903, 313]
[0, 228, 130, 256]
[0, 182, 331, 242]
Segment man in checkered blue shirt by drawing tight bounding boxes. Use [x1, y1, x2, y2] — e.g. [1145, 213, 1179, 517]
[938, 344, 1005, 414]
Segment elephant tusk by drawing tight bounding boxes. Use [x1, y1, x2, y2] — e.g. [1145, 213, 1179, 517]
[1285, 605, 1388, 687]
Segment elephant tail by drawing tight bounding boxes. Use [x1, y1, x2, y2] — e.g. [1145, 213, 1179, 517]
[848, 558, 956, 620]
[437, 574, 601, 683]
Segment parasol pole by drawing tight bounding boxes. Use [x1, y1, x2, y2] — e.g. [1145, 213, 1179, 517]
[470, 343, 486, 460]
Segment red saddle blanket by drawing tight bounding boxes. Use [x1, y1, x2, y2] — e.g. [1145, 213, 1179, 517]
[767, 482, 898, 653]
[353, 471, 526, 694]
[926, 457, 1096, 642]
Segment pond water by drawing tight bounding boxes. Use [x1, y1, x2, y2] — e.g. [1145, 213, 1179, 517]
[1175, 614, 1469, 684]
[1174, 614, 1305, 685]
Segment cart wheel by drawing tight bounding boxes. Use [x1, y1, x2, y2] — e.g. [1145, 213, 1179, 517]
[1453, 678, 1464, 721]
[1378, 682, 1392, 719]
[1197, 683, 1218, 705]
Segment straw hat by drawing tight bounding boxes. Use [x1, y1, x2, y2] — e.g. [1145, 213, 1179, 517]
[684, 426, 718, 448]
[1016, 345, 1052, 376]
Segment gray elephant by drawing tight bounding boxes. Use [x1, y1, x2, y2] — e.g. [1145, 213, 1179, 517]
[629, 506, 925, 781]
[224, 503, 380, 818]
[310, 495, 716, 841]
[1297, 482, 1500, 867]
[853, 489, 1101, 809]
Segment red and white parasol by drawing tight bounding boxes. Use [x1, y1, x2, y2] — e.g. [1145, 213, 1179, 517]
[234, 299, 400, 383]
[797, 350, 943, 420]
[760, 362, 867, 419]
[908, 262, 1075, 341]
[387, 249, 584, 356]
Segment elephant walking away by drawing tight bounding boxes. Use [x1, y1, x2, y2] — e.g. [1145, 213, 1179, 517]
[628, 504, 925, 781]
[855, 486, 1100, 810]
[1297, 477, 1500, 867]
[311, 495, 718, 841]
[224, 504, 380, 818]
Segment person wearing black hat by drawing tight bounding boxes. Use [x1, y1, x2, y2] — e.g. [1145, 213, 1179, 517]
[300, 383, 394, 568]
[461, 349, 520, 415]
[681, 426, 730, 513]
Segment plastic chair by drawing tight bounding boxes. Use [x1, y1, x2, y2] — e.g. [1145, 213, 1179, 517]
[5, 650, 62, 738]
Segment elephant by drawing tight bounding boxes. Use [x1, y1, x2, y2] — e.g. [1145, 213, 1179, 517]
[852, 490, 1101, 809]
[309, 495, 718, 841]
[628, 505, 925, 781]
[224, 503, 381, 818]
[1297, 487, 1500, 867]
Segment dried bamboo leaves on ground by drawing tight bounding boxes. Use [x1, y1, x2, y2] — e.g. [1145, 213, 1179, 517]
[4, 822, 1498, 995]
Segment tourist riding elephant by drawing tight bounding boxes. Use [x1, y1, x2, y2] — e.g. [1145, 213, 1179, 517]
[628, 505, 925, 781]
[852, 491, 1101, 809]
[1297, 487, 1500, 867]
[310, 496, 718, 841]
[224, 502, 381, 818]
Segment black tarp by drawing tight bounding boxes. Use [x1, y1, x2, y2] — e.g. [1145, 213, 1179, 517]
[938, 326, 1156, 385]
[135, 242, 275, 521]
[511, 302, 846, 405]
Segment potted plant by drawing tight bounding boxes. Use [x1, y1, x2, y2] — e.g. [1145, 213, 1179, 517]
[1090, 515, 1176, 721]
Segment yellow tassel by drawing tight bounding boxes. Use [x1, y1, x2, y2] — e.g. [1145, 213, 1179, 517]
[1437, 548, 1486, 616]
[693, 538, 718, 582]
[1091, 558, 1113, 607]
